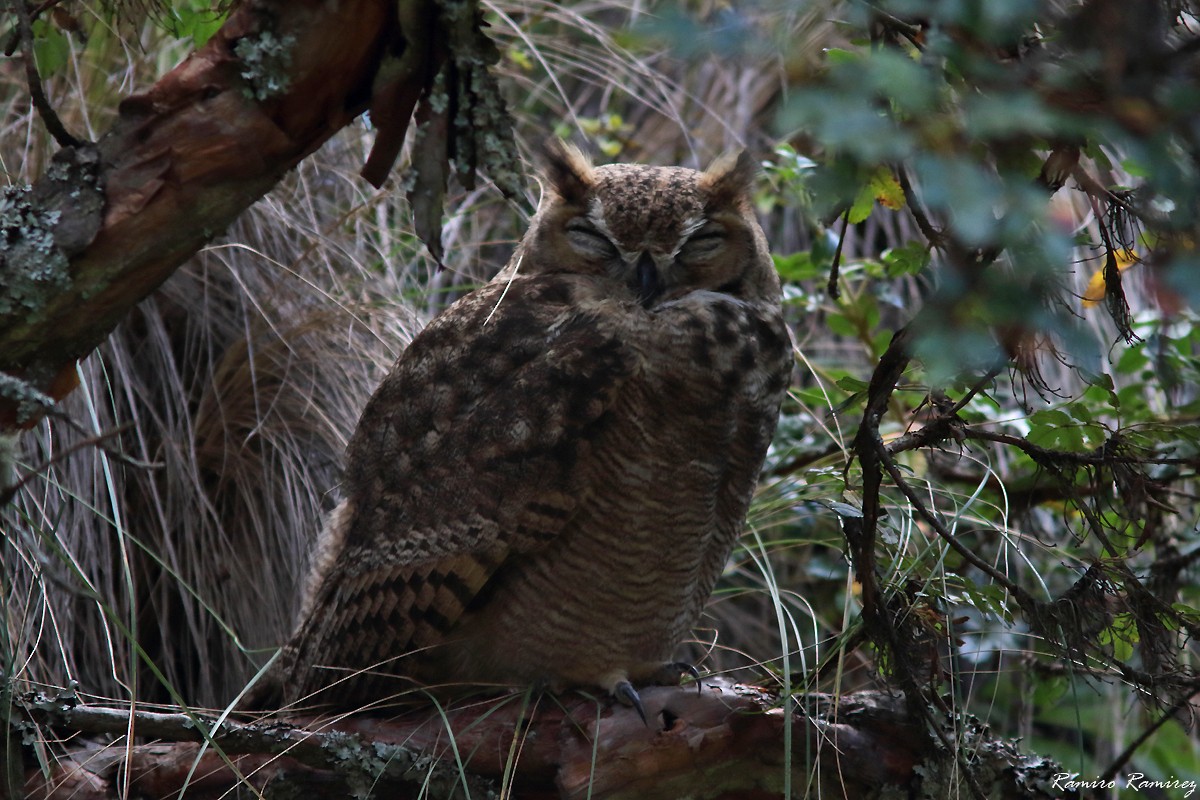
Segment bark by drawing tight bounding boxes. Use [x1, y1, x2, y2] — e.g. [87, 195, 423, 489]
[15, 681, 1067, 799]
[0, 0, 423, 429]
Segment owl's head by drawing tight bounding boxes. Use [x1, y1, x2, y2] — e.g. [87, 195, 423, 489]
[516, 140, 780, 307]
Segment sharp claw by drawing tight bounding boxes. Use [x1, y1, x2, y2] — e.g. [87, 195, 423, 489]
[665, 661, 703, 693]
[682, 662, 702, 693]
[614, 679, 648, 725]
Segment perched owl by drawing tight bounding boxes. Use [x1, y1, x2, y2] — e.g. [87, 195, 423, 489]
[264, 141, 793, 716]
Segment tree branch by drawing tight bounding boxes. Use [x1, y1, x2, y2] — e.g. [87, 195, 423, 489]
[13, 683, 1068, 799]
[8, 0, 82, 147]
[0, 0, 422, 431]
[964, 428, 1200, 468]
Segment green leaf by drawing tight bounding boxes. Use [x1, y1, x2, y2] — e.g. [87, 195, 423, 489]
[1027, 408, 1072, 448]
[1033, 676, 1069, 706]
[825, 47, 859, 65]
[870, 169, 905, 210]
[848, 186, 874, 225]
[773, 251, 823, 282]
[1029, 408, 1071, 428]
[826, 312, 857, 338]
[882, 241, 930, 277]
[836, 375, 869, 393]
[1066, 401, 1093, 423]
[1098, 613, 1139, 661]
[31, 20, 69, 77]
[1115, 342, 1151, 376]
[793, 387, 835, 407]
[167, 1, 228, 46]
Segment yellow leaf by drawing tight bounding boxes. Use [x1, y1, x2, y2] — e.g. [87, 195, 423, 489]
[848, 168, 906, 224]
[870, 168, 906, 210]
[1082, 249, 1139, 308]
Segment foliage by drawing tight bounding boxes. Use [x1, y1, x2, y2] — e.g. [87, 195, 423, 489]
[682, 0, 1200, 790]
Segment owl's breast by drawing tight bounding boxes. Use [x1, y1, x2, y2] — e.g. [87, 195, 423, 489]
[431, 292, 791, 689]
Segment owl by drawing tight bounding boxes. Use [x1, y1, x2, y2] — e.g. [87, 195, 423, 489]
[264, 141, 793, 717]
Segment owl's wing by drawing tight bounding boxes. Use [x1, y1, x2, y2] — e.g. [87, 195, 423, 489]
[286, 274, 635, 699]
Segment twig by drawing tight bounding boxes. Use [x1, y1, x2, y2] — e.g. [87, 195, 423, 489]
[14, 692, 486, 796]
[0, 423, 157, 506]
[869, 8, 925, 50]
[847, 326, 915, 614]
[964, 428, 1200, 468]
[826, 207, 851, 300]
[9, 0, 83, 147]
[769, 439, 847, 478]
[2, 0, 63, 55]
[896, 165, 942, 250]
[885, 367, 1002, 455]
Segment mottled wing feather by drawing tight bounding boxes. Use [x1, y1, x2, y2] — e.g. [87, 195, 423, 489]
[284, 275, 633, 703]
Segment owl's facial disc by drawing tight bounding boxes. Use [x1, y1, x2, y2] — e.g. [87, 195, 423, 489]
[561, 204, 738, 306]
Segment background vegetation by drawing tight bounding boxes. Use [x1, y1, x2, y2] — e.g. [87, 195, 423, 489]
[3, 0, 1199, 795]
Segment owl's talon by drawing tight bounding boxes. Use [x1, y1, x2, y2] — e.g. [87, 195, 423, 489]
[614, 679, 648, 725]
[652, 661, 704, 693]
[678, 661, 703, 693]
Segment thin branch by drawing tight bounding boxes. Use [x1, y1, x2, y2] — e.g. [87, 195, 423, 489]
[826, 206, 851, 300]
[964, 428, 1200, 468]
[9, 0, 83, 147]
[869, 8, 926, 50]
[14, 691, 487, 796]
[12, 684, 983, 799]
[945, 366, 1004, 416]
[847, 326, 915, 616]
[0, 423, 157, 506]
[769, 439, 846, 478]
[2, 0, 65, 55]
[896, 165, 942, 250]
[885, 367, 1003, 455]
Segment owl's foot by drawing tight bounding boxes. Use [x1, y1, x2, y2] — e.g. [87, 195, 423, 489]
[611, 662, 705, 725]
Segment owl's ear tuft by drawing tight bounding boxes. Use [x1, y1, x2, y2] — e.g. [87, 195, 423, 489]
[539, 139, 594, 204]
[701, 150, 758, 208]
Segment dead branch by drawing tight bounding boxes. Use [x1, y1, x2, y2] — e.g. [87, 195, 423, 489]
[14, 680, 1071, 799]
[11, 683, 933, 799]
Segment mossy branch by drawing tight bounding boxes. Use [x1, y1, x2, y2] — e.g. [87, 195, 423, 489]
[12, 682, 1069, 799]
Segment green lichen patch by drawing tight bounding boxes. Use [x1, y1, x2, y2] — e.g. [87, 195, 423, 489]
[911, 712, 1069, 799]
[0, 184, 71, 318]
[0, 371, 56, 425]
[234, 29, 296, 101]
[437, 0, 522, 199]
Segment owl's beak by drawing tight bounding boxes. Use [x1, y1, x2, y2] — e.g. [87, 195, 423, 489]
[635, 252, 660, 308]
